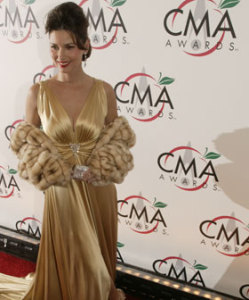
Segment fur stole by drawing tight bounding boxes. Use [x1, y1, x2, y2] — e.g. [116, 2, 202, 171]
[10, 122, 71, 191]
[87, 116, 136, 185]
[10, 116, 135, 189]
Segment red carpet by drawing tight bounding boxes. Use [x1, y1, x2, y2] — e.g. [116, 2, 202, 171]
[0, 251, 140, 300]
[0, 251, 36, 277]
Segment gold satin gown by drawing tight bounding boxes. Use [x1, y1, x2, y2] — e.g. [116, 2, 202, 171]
[0, 79, 119, 300]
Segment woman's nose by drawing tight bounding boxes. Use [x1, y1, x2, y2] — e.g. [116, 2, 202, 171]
[57, 48, 66, 59]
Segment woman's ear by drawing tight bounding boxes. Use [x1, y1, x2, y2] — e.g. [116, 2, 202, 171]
[84, 38, 90, 53]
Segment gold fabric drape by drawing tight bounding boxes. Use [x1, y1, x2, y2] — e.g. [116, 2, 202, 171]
[0, 79, 119, 300]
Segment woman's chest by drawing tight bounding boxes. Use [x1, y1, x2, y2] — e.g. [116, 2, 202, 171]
[49, 84, 92, 119]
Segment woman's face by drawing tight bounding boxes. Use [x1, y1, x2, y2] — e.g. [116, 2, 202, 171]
[49, 30, 86, 73]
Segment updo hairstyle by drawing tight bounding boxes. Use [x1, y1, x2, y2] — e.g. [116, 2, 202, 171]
[45, 2, 91, 61]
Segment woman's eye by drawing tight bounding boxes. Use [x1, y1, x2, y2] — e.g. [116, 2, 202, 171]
[66, 45, 75, 49]
[51, 45, 57, 50]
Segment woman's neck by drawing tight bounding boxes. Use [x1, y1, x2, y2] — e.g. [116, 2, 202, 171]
[56, 68, 87, 84]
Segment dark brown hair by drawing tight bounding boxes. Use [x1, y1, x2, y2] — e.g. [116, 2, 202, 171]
[45, 2, 91, 61]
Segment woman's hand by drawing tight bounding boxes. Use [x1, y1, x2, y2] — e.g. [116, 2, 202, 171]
[81, 168, 96, 184]
[71, 165, 96, 184]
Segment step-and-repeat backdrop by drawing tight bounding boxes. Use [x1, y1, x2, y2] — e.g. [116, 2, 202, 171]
[0, 0, 248, 298]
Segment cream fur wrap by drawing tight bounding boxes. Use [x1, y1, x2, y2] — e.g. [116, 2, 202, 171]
[87, 116, 136, 185]
[10, 116, 135, 189]
[10, 122, 71, 190]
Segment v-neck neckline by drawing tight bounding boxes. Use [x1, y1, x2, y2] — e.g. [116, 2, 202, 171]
[44, 78, 96, 132]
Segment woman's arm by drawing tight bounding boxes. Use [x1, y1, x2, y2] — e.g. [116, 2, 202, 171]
[103, 81, 118, 125]
[25, 83, 41, 127]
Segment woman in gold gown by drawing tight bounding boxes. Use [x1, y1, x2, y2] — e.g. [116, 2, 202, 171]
[0, 2, 126, 300]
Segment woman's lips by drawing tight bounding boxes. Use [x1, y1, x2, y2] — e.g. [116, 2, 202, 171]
[57, 61, 70, 68]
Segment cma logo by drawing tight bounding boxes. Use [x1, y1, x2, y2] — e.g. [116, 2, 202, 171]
[16, 217, 41, 238]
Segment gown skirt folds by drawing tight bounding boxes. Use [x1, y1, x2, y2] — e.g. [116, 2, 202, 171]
[0, 79, 119, 300]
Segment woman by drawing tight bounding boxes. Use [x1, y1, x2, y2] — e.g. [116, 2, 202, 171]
[1, 2, 133, 300]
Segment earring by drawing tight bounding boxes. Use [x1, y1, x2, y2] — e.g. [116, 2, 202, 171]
[83, 53, 87, 67]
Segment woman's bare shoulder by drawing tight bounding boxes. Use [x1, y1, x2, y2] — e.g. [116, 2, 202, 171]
[27, 83, 40, 102]
[101, 80, 118, 124]
[102, 80, 114, 94]
[25, 83, 41, 126]
[43, 77, 56, 88]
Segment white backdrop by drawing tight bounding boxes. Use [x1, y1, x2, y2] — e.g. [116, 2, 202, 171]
[0, 0, 248, 298]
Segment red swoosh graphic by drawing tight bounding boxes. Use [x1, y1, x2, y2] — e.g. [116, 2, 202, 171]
[217, 247, 249, 257]
[164, 146, 201, 164]
[120, 195, 160, 234]
[41, 65, 55, 74]
[9, 119, 24, 136]
[173, 0, 216, 26]
[0, 187, 14, 198]
[22, 217, 41, 224]
[19, 217, 41, 229]
[163, 146, 209, 191]
[9, 24, 32, 44]
[176, 175, 209, 191]
[172, 0, 224, 57]
[12, 120, 24, 127]
[121, 73, 155, 94]
[204, 216, 248, 257]
[0, 166, 17, 198]
[132, 221, 159, 234]
[207, 216, 245, 231]
[133, 103, 165, 122]
[173, 0, 195, 26]
[38, 65, 55, 82]
[159, 256, 190, 268]
[78, 0, 89, 6]
[184, 7, 225, 57]
[79, 0, 118, 50]
[185, 30, 225, 57]
[120, 73, 165, 122]
[121, 195, 151, 209]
